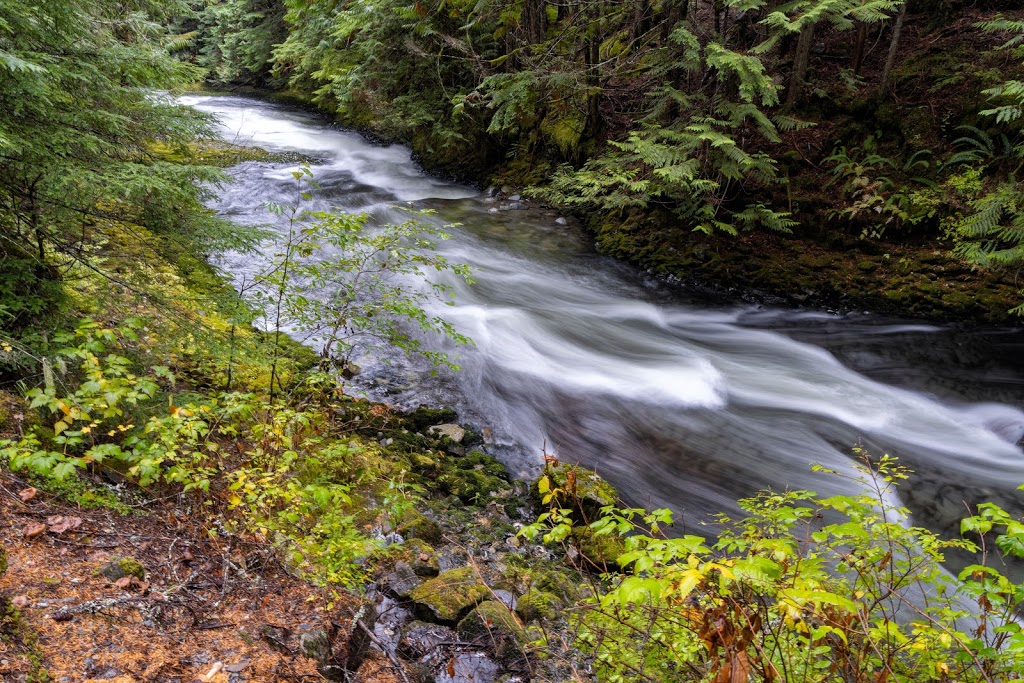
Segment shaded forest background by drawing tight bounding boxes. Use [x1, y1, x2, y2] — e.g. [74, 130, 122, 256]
[174, 0, 1024, 314]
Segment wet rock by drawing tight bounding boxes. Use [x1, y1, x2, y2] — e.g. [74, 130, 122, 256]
[409, 566, 490, 623]
[405, 406, 458, 432]
[436, 652, 500, 683]
[428, 423, 466, 443]
[384, 561, 424, 598]
[508, 194, 521, 202]
[555, 217, 568, 225]
[398, 621, 458, 660]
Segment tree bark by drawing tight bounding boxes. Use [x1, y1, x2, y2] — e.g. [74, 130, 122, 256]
[880, 3, 907, 94]
[851, 22, 867, 74]
[785, 22, 815, 111]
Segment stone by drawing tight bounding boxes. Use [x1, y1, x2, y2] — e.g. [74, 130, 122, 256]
[490, 590, 516, 610]
[555, 217, 568, 225]
[409, 566, 490, 623]
[456, 600, 524, 645]
[405, 539, 440, 577]
[398, 621, 458, 660]
[436, 652, 499, 683]
[384, 561, 424, 598]
[534, 463, 618, 523]
[514, 588, 561, 623]
[428, 423, 465, 443]
[398, 514, 444, 545]
[97, 556, 145, 582]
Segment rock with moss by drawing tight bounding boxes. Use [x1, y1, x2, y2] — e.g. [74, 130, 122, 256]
[409, 566, 490, 623]
[535, 463, 618, 523]
[404, 406, 458, 433]
[457, 601, 528, 664]
[398, 513, 444, 546]
[514, 587, 562, 623]
[571, 527, 626, 572]
[97, 556, 145, 582]
[436, 450, 510, 504]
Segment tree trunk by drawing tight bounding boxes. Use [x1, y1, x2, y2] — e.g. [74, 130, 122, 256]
[851, 22, 867, 74]
[522, 0, 546, 46]
[785, 22, 815, 111]
[880, 3, 907, 94]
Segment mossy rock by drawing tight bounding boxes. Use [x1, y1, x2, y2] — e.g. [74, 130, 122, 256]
[409, 566, 490, 624]
[404, 406, 458, 432]
[434, 450, 510, 504]
[457, 601, 527, 663]
[97, 556, 145, 581]
[370, 538, 439, 578]
[534, 568, 584, 603]
[534, 463, 618, 523]
[397, 513, 445, 546]
[514, 587, 562, 623]
[571, 527, 626, 573]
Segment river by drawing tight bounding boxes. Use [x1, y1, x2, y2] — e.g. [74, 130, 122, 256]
[181, 93, 1024, 541]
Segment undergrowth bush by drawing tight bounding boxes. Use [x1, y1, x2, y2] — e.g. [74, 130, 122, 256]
[524, 454, 1024, 682]
[0, 319, 377, 586]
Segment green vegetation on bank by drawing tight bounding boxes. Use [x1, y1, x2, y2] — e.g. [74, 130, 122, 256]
[178, 0, 1024, 319]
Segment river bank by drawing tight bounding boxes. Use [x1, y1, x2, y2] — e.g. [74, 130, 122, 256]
[234, 85, 1024, 327]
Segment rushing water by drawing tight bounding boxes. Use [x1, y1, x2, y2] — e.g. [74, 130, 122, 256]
[183, 93, 1024, 540]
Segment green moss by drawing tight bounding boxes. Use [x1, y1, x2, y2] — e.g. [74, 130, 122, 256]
[0, 543, 7, 576]
[457, 601, 527, 662]
[433, 450, 511, 504]
[404, 406, 458, 432]
[515, 587, 562, 623]
[536, 463, 618, 523]
[398, 513, 445, 545]
[1, 599, 52, 682]
[149, 139, 315, 167]
[571, 527, 626, 572]
[98, 555, 145, 581]
[372, 538, 439, 577]
[409, 566, 490, 623]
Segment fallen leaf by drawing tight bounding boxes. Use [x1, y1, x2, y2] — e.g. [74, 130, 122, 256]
[18, 486, 38, 502]
[47, 515, 83, 534]
[114, 576, 133, 589]
[11, 595, 29, 608]
[24, 521, 47, 539]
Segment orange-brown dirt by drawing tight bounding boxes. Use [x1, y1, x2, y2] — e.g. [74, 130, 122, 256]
[0, 471, 371, 683]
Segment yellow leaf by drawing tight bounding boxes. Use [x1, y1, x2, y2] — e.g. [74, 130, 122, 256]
[228, 493, 242, 507]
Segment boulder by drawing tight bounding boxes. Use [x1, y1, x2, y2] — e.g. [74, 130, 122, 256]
[428, 424, 466, 443]
[409, 567, 490, 623]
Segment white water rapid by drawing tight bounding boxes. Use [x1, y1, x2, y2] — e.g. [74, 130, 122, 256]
[183, 94, 1024, 543]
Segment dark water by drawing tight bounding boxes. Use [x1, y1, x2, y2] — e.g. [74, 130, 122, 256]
[183, 94, 1024, 541]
